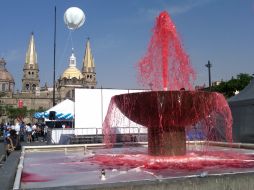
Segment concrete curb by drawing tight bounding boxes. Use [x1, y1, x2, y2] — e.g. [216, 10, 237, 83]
[0, 151, 21, 190]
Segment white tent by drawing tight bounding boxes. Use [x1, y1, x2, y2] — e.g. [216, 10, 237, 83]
[42, 99, 74, 120]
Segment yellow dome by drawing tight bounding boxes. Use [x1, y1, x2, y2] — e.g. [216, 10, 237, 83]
[61, 66, 83, 79]
[0, 58, 15, 82]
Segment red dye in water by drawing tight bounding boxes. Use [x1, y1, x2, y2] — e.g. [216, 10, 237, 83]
[103, 11, 232, 158]
[137, 11, 195, 91]
[89, 150, 254, 171]
[103, 91, 232, 156]
[21, 171, 52, 183]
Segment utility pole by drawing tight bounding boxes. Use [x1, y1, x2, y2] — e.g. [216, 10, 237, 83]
[53, 6, 56, 106]
[205, 60, 212, 91]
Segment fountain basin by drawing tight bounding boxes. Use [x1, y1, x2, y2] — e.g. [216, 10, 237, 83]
[113, 91, 218, 127]
[15, 143, 254, 190]
[112, 91, 221, 156]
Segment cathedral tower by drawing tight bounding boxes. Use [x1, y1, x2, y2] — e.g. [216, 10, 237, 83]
[82, 38, 97, 88]
[22, 33, 40, 92]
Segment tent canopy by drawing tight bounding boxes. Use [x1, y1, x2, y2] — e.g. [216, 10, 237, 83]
[228, 79, 254, 104]
[228, 79, 254, 143]
[34, 99, 74, 120]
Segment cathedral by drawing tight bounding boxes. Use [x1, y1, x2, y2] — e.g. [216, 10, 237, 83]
[0, 33, 97, 123]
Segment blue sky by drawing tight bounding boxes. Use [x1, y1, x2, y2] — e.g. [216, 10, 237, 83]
[1, 0, 254, 90]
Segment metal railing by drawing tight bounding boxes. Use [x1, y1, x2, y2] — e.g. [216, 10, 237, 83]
[51, 127, 148, 144]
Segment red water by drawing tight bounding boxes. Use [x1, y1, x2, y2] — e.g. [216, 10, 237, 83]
[21, 172, 52, 183]
[103, 10, 233, 165]
[103, 10, 232, 147]
[137, 11, 195, 91]
[89, 150, 254, 171]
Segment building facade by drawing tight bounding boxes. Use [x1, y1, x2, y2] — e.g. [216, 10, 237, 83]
[0, 58, 15, 96]
[0, 33, 97, 123]
[57, 38, 97, 100]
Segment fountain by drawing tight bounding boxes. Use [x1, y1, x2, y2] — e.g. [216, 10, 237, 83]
[103, 11, 232, 156]
[16, 11, 254, 190]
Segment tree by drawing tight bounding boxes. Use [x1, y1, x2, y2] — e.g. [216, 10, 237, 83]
[5, 106, 29, 123]
[211, 73, 253, 98]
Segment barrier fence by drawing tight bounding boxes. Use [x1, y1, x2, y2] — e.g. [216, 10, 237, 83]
[51, 127, 148, 144]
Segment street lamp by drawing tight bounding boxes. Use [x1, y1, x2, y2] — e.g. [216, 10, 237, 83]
[205, 60, 212, 91]
[53, 6, 56, 106]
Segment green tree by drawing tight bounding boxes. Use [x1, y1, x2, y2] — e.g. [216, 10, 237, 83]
[212, 73, 253, 98]
[0, 105, 5, 117]
[5, 106, 29, 123]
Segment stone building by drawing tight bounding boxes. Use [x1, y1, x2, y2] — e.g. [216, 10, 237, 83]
[0, 33, 97, 123]
[0, 58, 15, 97]
[57, 38, 97, 100]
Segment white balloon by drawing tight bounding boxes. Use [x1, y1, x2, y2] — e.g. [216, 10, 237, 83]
[64, 7, 85, 30]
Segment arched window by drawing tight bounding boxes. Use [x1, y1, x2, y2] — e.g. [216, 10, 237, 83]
[2, 83, 6, 91]
[66, 90, 71, 98]
[32, 84, 36, 90]
[72, 78, 77, 84]
[26, 84, 30, 90]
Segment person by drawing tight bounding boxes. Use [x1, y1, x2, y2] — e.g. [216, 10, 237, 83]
[14, 122, 21, 142]
[4, 126, 13, 156]
[43, 124, 48, 142]
[0, 123, 4, 137]
[26, 123, 32, 143]
[9, 129, 21, 150]
[19, 122, 25, 142]
[31, 123, 39, 141]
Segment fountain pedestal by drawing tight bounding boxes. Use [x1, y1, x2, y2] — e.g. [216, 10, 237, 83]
[148, 126, 186, 156]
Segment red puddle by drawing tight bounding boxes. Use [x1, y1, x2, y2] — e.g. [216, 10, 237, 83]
[88, 151, 254, 171]
[21, 172, 53, 183]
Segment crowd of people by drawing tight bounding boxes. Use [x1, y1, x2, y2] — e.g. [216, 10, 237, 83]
[0, 122, 48, 156]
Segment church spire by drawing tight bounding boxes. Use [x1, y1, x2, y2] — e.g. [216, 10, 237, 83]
[82, 38, 95, 72]
[25, 32, 37, 65]
[22, 33, 40, 92]
[82, 38, 97, 88]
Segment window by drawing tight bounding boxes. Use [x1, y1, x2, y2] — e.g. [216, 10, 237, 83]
[66, 91, 71, 98]
[26, 84, 30, 90]
[32, 84, 36, 90]
[2, 83, 6, 91]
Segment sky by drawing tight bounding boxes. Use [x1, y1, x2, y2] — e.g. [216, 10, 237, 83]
[0, 0, 254, 91]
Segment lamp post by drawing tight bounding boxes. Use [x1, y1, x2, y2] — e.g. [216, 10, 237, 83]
[53, 6, 56, 106]
[205, 60, 212, 91]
